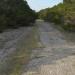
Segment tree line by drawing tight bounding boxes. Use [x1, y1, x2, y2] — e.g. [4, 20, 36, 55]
[38, 0, 75, 31]
[0, 0, 37, 32]
[0, 0, 75, 32]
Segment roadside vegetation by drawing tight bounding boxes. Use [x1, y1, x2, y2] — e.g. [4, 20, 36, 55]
[38, 0, 75, 31]
[0, 0, 75, 75]
[0, 0, 37, 32]
[0, 0, 38, 75]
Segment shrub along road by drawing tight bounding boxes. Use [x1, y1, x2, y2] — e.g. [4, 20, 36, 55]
[22, 20, 75, 75]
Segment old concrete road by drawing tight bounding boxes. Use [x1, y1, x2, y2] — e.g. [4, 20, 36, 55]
[22, 20, 75, 75]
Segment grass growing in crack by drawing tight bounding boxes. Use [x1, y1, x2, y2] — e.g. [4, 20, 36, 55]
[10, 26, 39, 75]
[0, 26, 39, 75]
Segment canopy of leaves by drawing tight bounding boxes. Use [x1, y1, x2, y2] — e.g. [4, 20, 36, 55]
[38, 2, 75, 31]
[0, 0, 37, 32]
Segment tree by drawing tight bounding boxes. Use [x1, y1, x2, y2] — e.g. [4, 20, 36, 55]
[0, 0, 36, 31]
[38, 2, 75, 31]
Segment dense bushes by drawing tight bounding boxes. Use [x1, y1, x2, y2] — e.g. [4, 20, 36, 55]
[63, 1, 75, 31]
[0, 0, 36, 32]
[38, 3, 64, 23]
[38, 3, 64, 26]
[38, 1, 75, 31]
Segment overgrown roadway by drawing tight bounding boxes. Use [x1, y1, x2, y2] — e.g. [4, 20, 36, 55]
[22, 20, 75, 75]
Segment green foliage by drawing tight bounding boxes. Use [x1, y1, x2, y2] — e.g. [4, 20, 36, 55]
[38, 3, 64, 24]
[0, 0, 36, 31]
[38, 2, 75, 31]
[64, 1, 75, 31]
